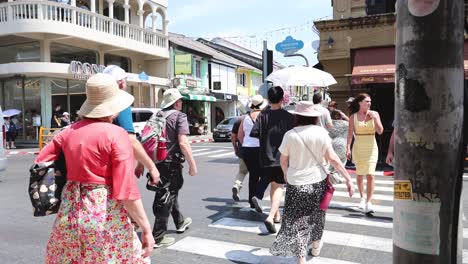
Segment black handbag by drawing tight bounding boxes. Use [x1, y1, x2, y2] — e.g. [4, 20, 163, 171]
[28, 153, 67, 217]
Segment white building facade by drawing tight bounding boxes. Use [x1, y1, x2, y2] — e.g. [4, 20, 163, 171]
[0, 0, 169, 142]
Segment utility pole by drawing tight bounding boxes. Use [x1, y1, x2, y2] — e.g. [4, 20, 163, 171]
[394, 1, 464, 263]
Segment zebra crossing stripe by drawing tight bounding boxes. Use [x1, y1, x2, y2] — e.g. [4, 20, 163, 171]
[349, 179, 394, 185]
[193, 149, 226, 157]
[168, 236, 360, 264]
[334, 184, 394, 193]
[191, 148, 209, 153]
[209, 217, 392, 252]
[326, 213, 393, 229]
[208, 151, 235, 158]
[330, 201, 393, 213]
[334, 191, 393, 201]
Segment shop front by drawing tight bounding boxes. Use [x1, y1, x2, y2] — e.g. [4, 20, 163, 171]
[211, 92, 237, 128]
[181, 94, 216, 135]
[0, 61, 167, 143]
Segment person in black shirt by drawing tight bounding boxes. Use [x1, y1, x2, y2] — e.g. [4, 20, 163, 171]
[230, 116, 249, 201]
[250, 86, 294, 233]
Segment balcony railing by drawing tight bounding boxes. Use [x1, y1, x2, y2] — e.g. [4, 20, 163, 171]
[0, 1, 167, 49]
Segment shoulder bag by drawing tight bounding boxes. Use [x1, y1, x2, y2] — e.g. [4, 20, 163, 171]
[293, 128, 337, 211]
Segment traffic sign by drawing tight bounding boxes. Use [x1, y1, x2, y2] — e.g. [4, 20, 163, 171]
[275, 36, 304, 55]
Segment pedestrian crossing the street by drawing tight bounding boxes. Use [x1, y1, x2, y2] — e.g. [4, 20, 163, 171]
[163, 174, 400, 263]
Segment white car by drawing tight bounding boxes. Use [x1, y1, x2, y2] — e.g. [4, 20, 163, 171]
[0, 106, 6, 172]
[131, 107, 160, 137]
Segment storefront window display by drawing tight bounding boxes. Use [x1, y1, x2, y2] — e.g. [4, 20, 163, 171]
[51, 78, 86, 124]
[0, 78, 41, 140]
[183, 101, 209, 135]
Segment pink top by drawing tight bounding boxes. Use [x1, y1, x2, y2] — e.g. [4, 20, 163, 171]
[35, 119, 140, 200]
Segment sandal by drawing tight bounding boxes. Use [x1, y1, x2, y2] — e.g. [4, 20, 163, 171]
[264, 220, 277, 234]
[274, 217, 281, 224]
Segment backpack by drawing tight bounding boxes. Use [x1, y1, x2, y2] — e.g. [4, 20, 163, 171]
[140, 110, 177, 163]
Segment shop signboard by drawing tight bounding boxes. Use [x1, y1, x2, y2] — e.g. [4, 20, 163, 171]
[186, 79, 197, 88]
[275, 36, 304, 55]
[138, 71, 149, 81]
[69, 60, 105, 80]
[175, 54, 192, 75]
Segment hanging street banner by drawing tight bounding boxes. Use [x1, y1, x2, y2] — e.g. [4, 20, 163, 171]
[175, 54, 192, 75]
[275, 36, 304, 55]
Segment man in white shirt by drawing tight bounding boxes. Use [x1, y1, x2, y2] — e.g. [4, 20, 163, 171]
[312, 93, 333, 129]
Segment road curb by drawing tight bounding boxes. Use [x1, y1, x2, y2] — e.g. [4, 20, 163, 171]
[189, 138, 213, 144]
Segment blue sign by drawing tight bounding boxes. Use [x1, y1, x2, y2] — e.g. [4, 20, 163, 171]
[138, 71, 149, 81]
[275, 36, 304, 55]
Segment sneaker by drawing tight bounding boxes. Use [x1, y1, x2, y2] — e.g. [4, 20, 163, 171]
[310, 240, 323, 257]
[154, 236, 175, 248]
[176, 217, 192, 233]
[365, 202, 375, 214]
[232, 186, 240, 201]
[359, 198, 366, 210]
[251, 197, 263, 213]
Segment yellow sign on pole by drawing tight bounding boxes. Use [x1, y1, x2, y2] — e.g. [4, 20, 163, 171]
[394, 180, 413, 200]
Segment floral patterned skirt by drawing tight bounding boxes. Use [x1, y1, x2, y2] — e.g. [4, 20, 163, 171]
[45, 181, 150, 264]
[270, 180, 327, 258]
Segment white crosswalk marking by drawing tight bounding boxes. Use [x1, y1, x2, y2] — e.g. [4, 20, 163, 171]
[330, 201, 393, 213]
[193, 149, 226, 157]
[335, 184, 394, 193]
[208, 151, 235, 158]
[168, 236, 360, 264]
[191, 148, 209, 153]
[210, 217, 393, 252]
[334, 191, 393, 201]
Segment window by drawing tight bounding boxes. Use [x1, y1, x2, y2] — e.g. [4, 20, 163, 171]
[0, 42, 40, 64]
[195, 60, 202, 79]
[237, 73, 246, 87]
[51, 43, 98, 64]
[104, 54, 131, 72]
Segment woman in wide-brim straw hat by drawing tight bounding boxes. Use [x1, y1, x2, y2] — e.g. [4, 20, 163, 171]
[270, 101, 354, 264]
[36, 73, 154, 263]
[237, 94, 269, 210]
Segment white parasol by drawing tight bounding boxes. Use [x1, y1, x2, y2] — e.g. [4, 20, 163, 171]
[3, 109, 21, 117]
[265, 66, 337, 88]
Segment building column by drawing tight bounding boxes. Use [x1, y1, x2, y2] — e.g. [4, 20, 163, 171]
[70, 0, 76, 24]
[163, 19, 169, 35]
[107, 0, 114, 18]
[123, 0, 130, 23]
[151, 12, 157, 32]
[90, 0, 96, 13]
[99, 0, 104, 15]
[98, 51, 105, 65]
[137, 9, 144, 28]
[40, 40, 51, 63]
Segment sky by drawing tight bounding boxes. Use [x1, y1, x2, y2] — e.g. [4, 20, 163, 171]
[165, 0, 333, 67]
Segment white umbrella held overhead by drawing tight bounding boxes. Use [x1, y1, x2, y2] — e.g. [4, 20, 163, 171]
[3, 109, 21, 117]
[265, 66, 337, 87]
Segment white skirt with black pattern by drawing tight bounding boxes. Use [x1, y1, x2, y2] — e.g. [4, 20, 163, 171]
[270, 179, 327, 258]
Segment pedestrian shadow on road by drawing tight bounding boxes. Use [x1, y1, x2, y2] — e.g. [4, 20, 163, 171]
[207, 158, 238, 164]
[225, 248, 302, 264]
[203, 197, 264, 224]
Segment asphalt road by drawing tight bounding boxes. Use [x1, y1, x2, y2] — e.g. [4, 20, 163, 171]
[1, 142, 467, 264]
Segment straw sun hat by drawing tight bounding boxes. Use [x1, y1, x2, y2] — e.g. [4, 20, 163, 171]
[78, 73, 134, 118]
[289, 101, 322, 117]
[248, 95, 268, 110]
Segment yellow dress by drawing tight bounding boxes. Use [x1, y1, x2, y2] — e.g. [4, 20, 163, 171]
[352, 115, 378, 175]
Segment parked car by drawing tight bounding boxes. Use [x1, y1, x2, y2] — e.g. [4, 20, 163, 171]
[0, 106, 6, 172]
[131, 108, 160, 138]
[213, 117, 238, 142]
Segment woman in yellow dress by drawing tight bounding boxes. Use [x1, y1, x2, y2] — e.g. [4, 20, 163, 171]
[346, 93, 383, 213]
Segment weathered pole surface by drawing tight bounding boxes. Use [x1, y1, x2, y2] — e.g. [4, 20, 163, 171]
[394, 0, 464, 263]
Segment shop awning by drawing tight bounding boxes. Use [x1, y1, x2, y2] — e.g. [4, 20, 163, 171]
[352, 45, 468, 84]
[351, 47, 395, 85]
[183, 94, 217, 102]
